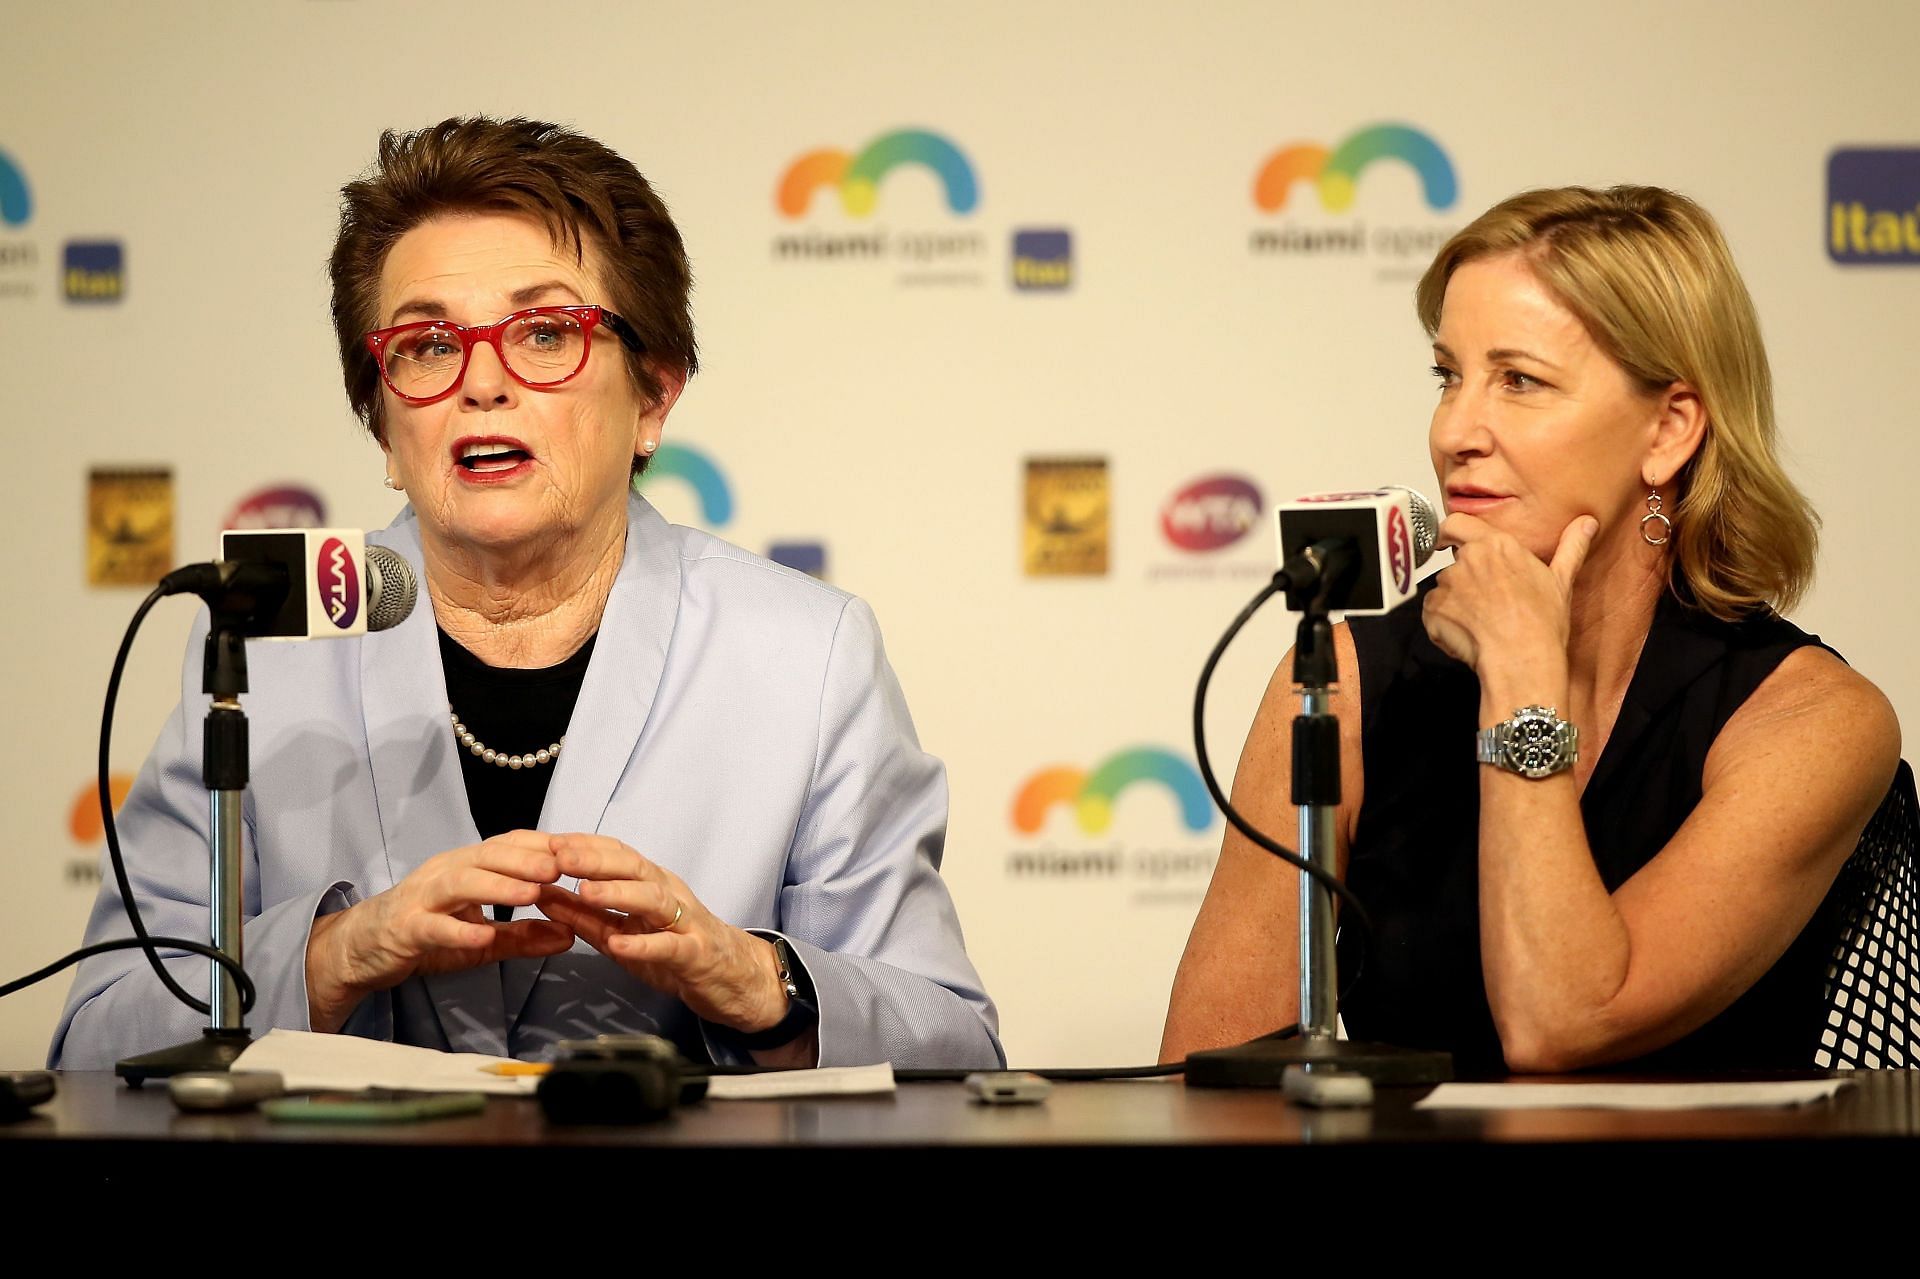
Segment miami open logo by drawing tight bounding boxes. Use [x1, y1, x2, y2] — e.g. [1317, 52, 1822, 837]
[635, 443, 734, 527]
[0, 146, 37, 298]
[1008, 747, 1219, 899]
[1249, 123, 1460, 269]
[1013, 747, 1215, 835]
[772, 128, 986, 283]
[779, 129, 978, 219]
[0, 148, 30, 227]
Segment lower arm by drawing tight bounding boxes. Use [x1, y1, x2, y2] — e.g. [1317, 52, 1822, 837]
[305, 910, 368, 1034]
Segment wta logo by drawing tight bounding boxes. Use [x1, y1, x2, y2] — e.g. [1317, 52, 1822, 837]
[225, 485, 325, 531]
[778, 129, 979, 219]
[318, 537, 359, 629]
[636, 443, 734, 527]
[1387, 504, 1413, 594]
[0, 148, 30, 226]
[1254, 124, 1457, 214]
[1013, 748, 1216, 835]
[1163, 475, 1264, 551]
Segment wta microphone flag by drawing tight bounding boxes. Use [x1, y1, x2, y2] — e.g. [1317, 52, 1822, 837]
[216, 528, 416, 639]
[1274, 487, 1437, 617]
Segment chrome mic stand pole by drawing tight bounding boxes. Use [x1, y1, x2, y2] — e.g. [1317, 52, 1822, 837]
[1186, 544, 1452, 1088]
[117, 623, 256, 1084]
[1293, 614, 1341, 1048]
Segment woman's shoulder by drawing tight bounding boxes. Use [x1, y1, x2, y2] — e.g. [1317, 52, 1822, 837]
[669, 522, 853, 608]
[1732, 643, 1900, 746]
[1710, 639, 1902, 810]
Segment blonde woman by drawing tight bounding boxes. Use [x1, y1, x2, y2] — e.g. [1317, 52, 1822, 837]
[1164, 186, 1900, 1073]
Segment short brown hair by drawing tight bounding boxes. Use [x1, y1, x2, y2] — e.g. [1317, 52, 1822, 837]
[1416, 185, 1818, 621]
[329, 117, 698, 475]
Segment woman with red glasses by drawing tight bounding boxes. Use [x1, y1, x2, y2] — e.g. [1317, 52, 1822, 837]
[51, 117, 1003, 1072]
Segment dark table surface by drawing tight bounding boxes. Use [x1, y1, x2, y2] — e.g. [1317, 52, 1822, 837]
[10, 1069, 1917, 1148]
[8, 1069, 1917, 1218]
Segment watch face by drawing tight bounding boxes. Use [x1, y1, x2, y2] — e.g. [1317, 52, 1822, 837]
[1502, 713, 1565, 778]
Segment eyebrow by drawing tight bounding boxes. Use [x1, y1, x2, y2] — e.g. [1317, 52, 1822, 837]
[1432, 341, 1562, 372]
[387, 280, 586, 326]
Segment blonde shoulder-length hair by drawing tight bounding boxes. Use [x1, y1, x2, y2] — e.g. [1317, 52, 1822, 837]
[1415, 185, 1817, 621]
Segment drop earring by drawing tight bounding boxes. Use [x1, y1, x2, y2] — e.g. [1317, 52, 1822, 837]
[1641, 489, 1671, 546]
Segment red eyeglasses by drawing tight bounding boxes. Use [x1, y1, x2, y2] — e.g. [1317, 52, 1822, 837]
[364, 305, 645, 406]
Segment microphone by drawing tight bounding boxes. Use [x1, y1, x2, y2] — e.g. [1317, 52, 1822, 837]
[160, 529, 418, 637]
[1273, 487, 1439, 615]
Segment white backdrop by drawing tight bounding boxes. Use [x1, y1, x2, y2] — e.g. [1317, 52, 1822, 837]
[3, 0, 1917, 1068]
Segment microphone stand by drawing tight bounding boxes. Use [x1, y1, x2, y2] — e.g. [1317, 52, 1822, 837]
[116, 617, 257, 1084]
[1187, 546, 1452, 1087]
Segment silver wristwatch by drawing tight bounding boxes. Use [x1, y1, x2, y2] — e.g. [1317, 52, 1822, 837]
[1476, 705, 1578, 779]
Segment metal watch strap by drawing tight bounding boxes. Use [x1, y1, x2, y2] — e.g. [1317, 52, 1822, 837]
[1476, 705, 1578, 779]
[709, 936, 819, 1053]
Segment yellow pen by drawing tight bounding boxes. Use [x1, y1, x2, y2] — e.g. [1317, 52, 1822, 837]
[481, 1062, 552, 1077]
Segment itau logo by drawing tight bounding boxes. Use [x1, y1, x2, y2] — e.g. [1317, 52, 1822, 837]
[63, 240, 124, 303]
[1828, 148, 1920, 265]
[636, 443, 734, 527]
[1249, 123, 1460, 273]
[773, 128, 986, 283]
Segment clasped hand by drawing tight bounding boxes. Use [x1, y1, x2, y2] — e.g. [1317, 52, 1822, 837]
[307, 831, 786, 1035]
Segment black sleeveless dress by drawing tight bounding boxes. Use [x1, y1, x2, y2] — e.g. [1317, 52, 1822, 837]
[1339, 583, 1840, 1074]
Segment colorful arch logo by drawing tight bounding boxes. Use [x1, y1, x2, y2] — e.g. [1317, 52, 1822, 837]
[778, 129, 979, 219]
[1012, 747, 1216, 835]
[637, 443, 734, 527]
[1254, 124, 1457, 214]
[69, 775, 135, 845]
[0, 148, 31, 226]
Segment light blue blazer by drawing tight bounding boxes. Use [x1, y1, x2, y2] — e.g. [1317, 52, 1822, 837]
[51, 495, 1003, 1069]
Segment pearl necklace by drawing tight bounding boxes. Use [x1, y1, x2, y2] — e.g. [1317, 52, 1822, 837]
[449, 708, 564, 770]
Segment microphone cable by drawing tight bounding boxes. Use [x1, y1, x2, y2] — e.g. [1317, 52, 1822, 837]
[1191, 571, 1373, 1003]
[0, 586, 256, 1013]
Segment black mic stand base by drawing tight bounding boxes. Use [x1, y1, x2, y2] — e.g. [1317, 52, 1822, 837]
[1185, 1035, 1453, 1088]
[115, 1028, 254, 1087]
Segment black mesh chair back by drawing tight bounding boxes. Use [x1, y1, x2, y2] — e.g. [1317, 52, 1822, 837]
[1815, 760, 1918, 1069]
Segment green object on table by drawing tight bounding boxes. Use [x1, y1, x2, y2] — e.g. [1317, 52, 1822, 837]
[260, 1090, 486, 1124]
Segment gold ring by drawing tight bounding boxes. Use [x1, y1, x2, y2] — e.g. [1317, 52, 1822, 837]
[666, 899, 684, 931]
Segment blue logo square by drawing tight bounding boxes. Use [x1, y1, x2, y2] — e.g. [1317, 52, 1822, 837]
[768, 542, 827, 579]
[1012, 228, 1073, 291]
[63, 240, 125, 302]
[1828, 149, 1920, 265]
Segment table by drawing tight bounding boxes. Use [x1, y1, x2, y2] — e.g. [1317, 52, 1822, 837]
[8, 1071, 1916, 1208]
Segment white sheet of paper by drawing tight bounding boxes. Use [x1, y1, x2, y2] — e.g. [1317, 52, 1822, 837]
[232, 1028, 897, 1101]
[232, 1028, 537, 1095]
[1414, 1079, 1854, 1111]
[704, 1062, 895, 1100]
